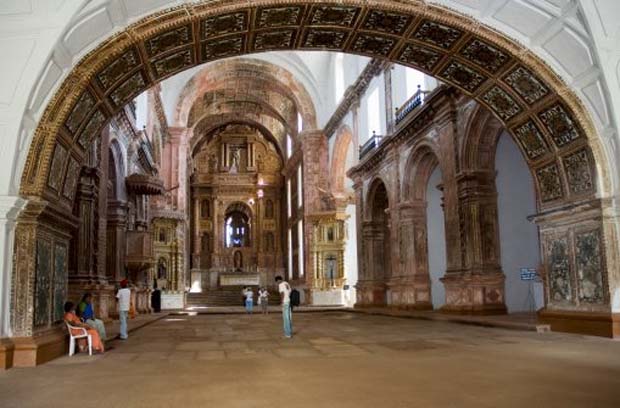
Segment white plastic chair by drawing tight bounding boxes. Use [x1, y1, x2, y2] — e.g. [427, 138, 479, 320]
[65, 321, 92, 356]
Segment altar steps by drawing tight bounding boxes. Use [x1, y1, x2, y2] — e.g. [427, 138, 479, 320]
[187, 286, 248, 307]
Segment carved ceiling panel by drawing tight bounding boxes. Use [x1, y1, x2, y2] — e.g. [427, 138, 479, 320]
[23, 1, 599, 211]
[535, 162, 564, 203]
[512, 120, 549, 161]
[145, 25, 193, 58]
[308, 5, 360, 27]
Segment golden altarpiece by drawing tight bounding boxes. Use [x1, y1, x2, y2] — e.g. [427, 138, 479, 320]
[307, 211, 348, 304]
[190, 124, 285, 290]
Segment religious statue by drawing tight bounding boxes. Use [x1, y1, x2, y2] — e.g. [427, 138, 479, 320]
[230, 148, 240, 172]
[233, 250, 243, 270]
[208, 153, 218, 173]
[157, 259, 167, 280]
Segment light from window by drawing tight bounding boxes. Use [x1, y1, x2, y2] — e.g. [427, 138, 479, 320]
[297, 166, 303, 208]
[367, 86, 380, 138]
[298, 220, 304, 277]
[287, 179, 292, 218]
[297, 112, 303, 133]
[287, 228, 293, 280]
[286, 134, 292, 158]
[406, 68, 425, 97]
[334, 53, 345, 103]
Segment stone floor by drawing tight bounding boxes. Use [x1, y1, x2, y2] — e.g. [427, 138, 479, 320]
[1, 312, 619, 407]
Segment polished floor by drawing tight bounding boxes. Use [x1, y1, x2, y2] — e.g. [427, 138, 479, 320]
[1, 312, 619, 407]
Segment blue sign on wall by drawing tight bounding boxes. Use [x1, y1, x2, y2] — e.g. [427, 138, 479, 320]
[520, 268, 537, 281]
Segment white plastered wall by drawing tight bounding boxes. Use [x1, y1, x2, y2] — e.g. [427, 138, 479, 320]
[426, 166, 447, 309]
[495, 132, 544, 312]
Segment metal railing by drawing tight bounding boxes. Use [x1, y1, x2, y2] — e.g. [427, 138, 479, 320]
[359, 131, 384, 160]
[395, 85, 428, 125]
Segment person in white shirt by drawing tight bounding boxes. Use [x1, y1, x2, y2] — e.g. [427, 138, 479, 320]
[275, 276, 292, 338]
[258, 287, 269, 315]
[116, 279, 131, 340]
[243, 287, 254, 314]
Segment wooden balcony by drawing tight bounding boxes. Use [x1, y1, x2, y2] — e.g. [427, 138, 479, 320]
[125, 230, 155, 272]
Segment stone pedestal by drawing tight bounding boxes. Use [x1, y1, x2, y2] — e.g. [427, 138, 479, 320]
[440, 271, 507, 314]
[161, 291, 185, 310]
[311, 288, 344, 306]
[355, 280, 387, 307]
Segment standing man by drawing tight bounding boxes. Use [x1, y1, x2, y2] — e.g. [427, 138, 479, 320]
[275, 276, 292, 338]
[116, 279, 131, 340]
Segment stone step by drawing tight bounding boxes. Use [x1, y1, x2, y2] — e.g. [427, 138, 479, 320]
[187, 286, 255, 306]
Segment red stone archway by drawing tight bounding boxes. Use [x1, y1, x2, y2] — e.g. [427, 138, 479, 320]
[330, 125, 353, 196]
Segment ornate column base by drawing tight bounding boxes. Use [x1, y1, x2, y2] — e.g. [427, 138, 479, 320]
[538, 309, 620, 338]
[386, 277, 433, 310]
[355, 280, 387, 307]
[440, 272, 507, 315]
[0, 338, 15, 369]
[10, 327, 66, 367]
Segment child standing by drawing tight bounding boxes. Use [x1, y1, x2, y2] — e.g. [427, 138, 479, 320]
[258, 287, 269, 314]
[243, 287, 254, 314]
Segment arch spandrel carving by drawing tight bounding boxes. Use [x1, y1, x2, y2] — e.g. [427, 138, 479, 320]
[20, 0, 612, 211]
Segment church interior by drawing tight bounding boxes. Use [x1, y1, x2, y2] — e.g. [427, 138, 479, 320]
[1, 1, 620, 406]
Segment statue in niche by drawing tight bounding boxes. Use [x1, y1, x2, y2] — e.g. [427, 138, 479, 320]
[325, 255, 337, 281]
[265, 199, 274, 219]
[327, 227, 334, 242]
[257, 153, 264, 172]
[229, 148, 240, 173]
[157, 258, 167, 280]
[233, 250, 243, 270]
[159, 228, 167, 242]
[201, 200, 211, 219]
[208, 153, 218, 173]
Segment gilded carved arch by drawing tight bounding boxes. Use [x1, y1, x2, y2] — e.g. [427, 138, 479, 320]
[19, 0, 611, 219]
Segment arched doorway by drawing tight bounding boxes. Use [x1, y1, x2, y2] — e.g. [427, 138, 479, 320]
[397, 144, 443, 310]
[358, 179, 391, 306]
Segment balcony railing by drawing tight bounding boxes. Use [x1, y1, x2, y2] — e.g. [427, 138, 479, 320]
[395, 86, 429, 125]
[359, 131, 384, 160]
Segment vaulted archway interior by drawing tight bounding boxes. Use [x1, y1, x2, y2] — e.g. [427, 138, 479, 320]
[7, 1, 620, 369]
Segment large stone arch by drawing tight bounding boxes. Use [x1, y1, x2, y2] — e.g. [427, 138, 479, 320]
[330, 125, 353, 197]
[189, 116, 285, 161]
[402, 141, 441, 202]
[176, 58, 316, 130]
[460, 104, 504, 174]
[17, 1, 611, 213]
[8, 0, 620, 345]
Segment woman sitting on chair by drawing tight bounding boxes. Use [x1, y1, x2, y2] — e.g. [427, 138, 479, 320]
[64, 301, 105, 353]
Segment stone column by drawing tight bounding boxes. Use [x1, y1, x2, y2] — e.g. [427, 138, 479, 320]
[10, 199, 76, 366]
[0, 196, 27, 338]
[106, 201, 128, 283]
[441, 170, 506, 314]
[72, 166, 100, 281]
[95, 128, 110, 282]
[351, 101, 360, 165]
[391, 200, 432, 309]
[384, 65, 394, 134]
[192, 197, 200, 269]
[299, 130, 330, 292]
[534, 199, 619, 337]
